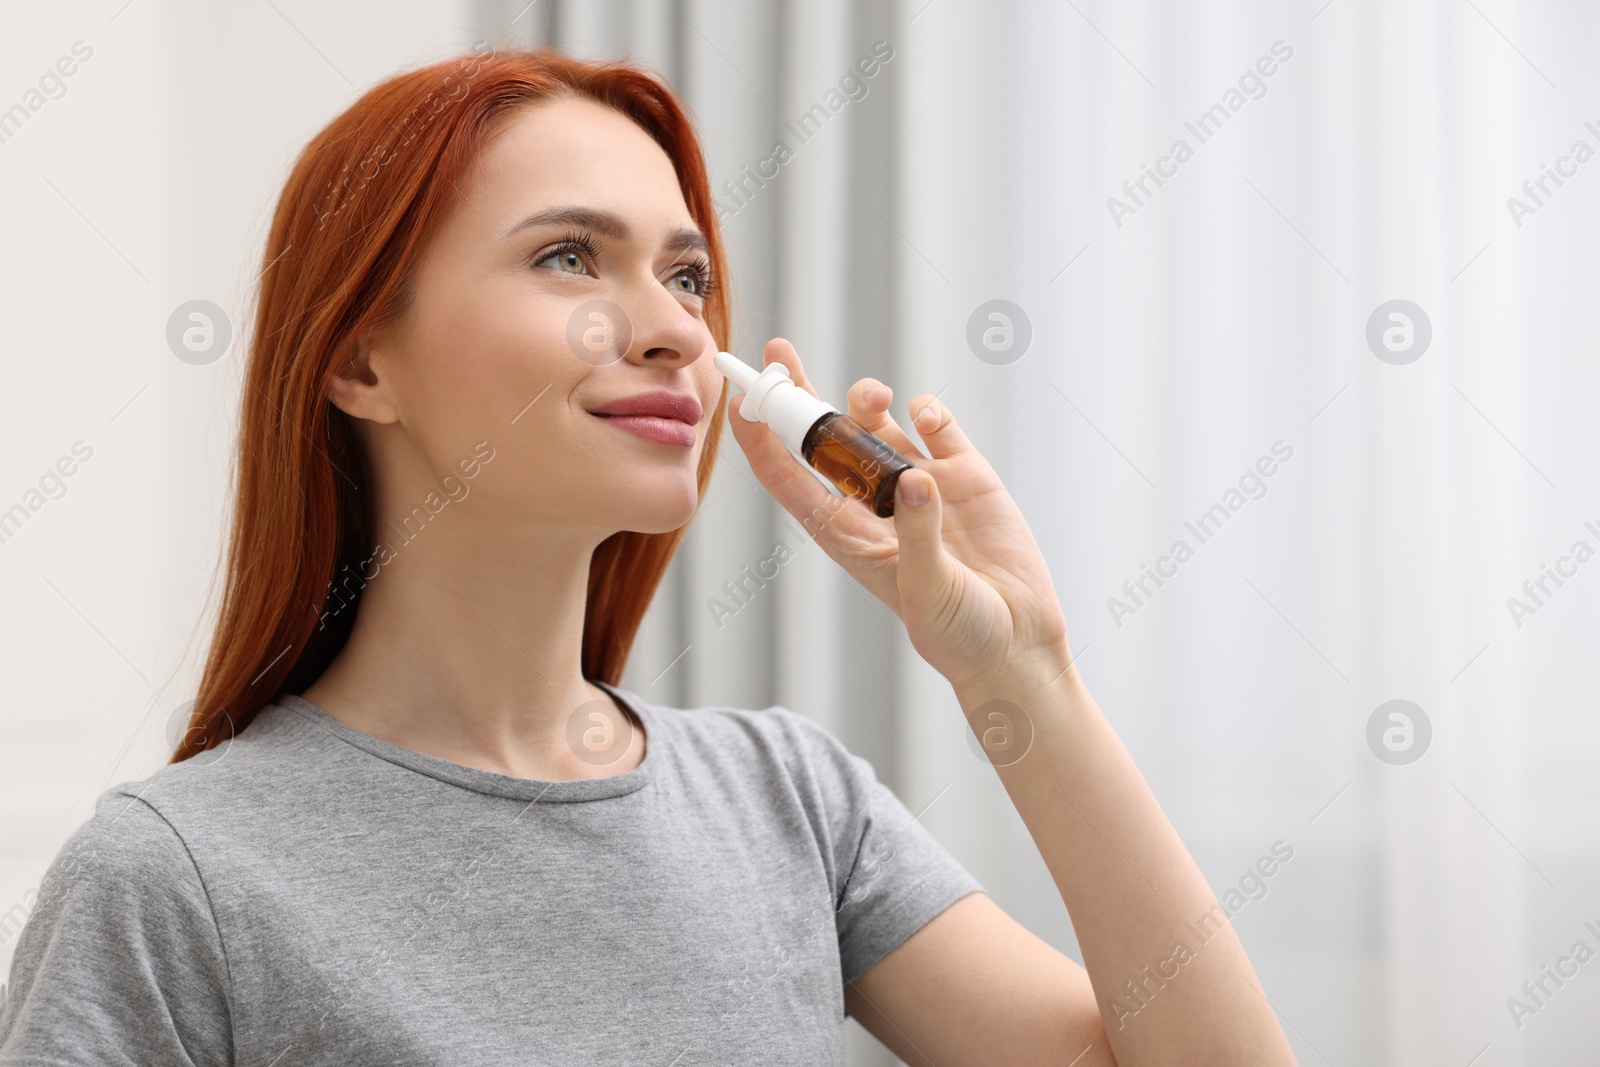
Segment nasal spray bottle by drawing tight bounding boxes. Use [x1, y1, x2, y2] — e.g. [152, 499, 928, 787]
[714, 351, 916, 517]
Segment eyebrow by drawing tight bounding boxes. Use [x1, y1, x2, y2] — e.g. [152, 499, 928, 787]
[505, 205, 709, 256]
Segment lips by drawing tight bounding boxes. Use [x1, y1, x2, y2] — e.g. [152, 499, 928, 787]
[586, 390, 704, 425]
[587, 390, 703, 448]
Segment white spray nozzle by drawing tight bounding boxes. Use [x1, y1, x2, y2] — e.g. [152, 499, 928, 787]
[713, 350, 765, 393]
[714, 350, 838, 456]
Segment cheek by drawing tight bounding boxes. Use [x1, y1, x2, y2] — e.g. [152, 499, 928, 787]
[410, 295, 581, 439]
[695, 359, 726, 422]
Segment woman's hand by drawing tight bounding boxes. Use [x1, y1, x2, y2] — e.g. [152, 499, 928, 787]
[723, 337, 1072, 691]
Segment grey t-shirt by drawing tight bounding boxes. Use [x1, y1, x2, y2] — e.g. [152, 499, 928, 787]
[0, 681, 983, 1065]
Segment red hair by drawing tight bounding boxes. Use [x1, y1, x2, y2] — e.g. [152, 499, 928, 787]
[172, 47, 731, 762]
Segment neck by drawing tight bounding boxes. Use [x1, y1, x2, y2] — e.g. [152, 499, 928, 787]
[299, 505, 639, 781]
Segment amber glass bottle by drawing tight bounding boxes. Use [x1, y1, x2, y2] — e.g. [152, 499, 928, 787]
[802, 411, 915, 517]
[715, 351, 919, 518]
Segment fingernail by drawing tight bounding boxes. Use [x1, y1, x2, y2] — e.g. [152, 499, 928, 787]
[901, 474, 929, 507]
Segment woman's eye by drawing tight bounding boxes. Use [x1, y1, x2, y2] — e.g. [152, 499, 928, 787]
[538, 249, 590, 275]
[667, 262, 718, 298]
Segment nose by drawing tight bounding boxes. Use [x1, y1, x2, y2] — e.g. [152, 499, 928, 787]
[621, 282, 711, 369]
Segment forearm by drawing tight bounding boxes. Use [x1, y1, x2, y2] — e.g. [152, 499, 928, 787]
[949, 644, 1296, 1065]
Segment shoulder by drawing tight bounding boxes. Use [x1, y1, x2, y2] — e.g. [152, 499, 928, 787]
[643, 695, 873, 789]
[637, 694, 887, 849]
[2, 782, 235, 1061]
[92, 700, 329, 830]
[18, 704, 323, 939]
[9, 787, 223, 1001]
[35, 790, 200, 905]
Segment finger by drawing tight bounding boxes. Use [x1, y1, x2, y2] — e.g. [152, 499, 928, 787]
[761, 337, 822, 401]
[762, 340, 927, 463]
[725, 392, 870, 539]
[844, 378, 928, 461]
[906, 393, 977, 461]
[890, 467, 960, 617]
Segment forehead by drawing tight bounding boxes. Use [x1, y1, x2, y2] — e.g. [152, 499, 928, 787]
[465, 95, 691, 225]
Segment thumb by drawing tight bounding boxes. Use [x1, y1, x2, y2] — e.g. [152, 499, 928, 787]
[891, 467, 958, 609]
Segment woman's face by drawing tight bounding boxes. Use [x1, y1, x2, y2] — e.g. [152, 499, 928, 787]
[342, 94, 724, 538]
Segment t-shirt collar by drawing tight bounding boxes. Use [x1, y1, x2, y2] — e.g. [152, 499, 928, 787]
[272, 678, 655, 803]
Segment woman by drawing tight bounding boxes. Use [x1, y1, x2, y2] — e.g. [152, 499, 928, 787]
[0, 47, 1294, 1065]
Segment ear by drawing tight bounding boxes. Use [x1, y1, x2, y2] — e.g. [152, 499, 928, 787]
[328, 329, 401, 425]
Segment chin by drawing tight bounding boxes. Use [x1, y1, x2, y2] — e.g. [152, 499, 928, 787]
[607, 488, 700, 535]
